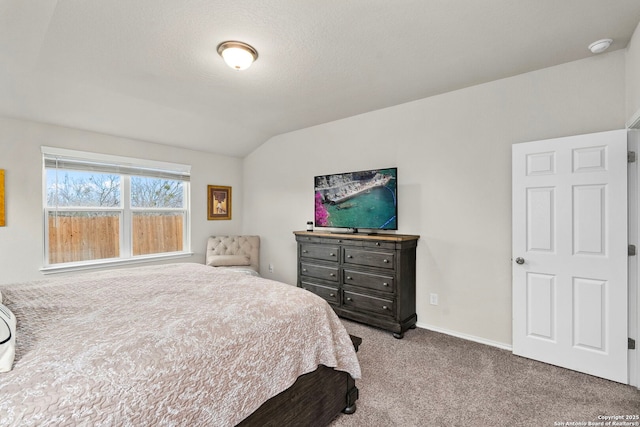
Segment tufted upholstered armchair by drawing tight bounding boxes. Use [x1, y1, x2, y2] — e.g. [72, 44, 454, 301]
[205, 235, 260, 275]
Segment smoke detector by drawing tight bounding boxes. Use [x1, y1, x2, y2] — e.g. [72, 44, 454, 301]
[588, 39, 613, 54]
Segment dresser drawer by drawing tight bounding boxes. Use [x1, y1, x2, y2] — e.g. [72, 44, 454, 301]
[343, 269, 395, 293]
[296, 235, 339, 245]
[353, 240, 397, 250]
[343, 290, 394, 317]
[300, 262, 339, 282]
[301, 281, 339, 305]
[343, 248, 395, 270]
[300, 244, 340, 262]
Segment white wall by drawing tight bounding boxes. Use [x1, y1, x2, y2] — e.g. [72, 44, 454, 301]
[627, 20, 640, 124]
[0, 117, 244, 285]
[243, 51, 626, 346]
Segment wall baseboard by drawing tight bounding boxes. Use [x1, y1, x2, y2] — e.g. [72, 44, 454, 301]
[415, 322, 513, 351]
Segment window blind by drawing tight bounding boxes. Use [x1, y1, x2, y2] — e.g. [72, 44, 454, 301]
[42, 147, 191, 181]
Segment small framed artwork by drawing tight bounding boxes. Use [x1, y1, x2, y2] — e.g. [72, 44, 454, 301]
[0, 169, 4, 226]
[207, 185, 232, 220]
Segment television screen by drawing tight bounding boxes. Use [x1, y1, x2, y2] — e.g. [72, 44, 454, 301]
[314, 167, 397, 231]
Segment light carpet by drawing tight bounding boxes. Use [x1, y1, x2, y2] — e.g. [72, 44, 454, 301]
[330, 320, 640, 427]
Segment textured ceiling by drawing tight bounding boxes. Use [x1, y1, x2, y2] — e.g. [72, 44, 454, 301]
[1, 0, 640, 157]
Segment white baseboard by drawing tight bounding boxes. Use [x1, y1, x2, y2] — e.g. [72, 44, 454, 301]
[415, 322, 513, 352]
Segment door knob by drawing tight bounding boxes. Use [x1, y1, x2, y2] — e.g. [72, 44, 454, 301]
[515, 257, 525, 265]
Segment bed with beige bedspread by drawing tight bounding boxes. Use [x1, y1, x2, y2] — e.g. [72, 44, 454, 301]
[0, 263, 361, 426]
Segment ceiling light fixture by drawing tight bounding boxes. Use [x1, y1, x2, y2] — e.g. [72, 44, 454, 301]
[588, 38, 613, 54]
[217, 41, 258, 71]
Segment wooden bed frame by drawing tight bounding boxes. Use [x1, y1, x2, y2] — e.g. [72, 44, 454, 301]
[238, 335, 361, 426]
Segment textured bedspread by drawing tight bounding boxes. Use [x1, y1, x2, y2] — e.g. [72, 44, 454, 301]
[0, 263, 361, 426]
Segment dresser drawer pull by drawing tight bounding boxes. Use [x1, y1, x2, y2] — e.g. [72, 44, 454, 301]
[346, 276, 352, 280]
[302, 250, 308, 253]
[329, 252, 335, 256]
[382, 305, 389, 310]
[329, 293, 335, 297]
[383, 282, 389, 287]
[346, 297, 352, 302]
[329, 273, 335, 277]
[302, 268, 307, 272]
[383, 259, 389, 263]
[375, 242, 380, 246]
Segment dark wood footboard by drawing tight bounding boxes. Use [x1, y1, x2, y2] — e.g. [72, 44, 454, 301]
[237, 334, 361, 427]
[237, 364, 358, 427]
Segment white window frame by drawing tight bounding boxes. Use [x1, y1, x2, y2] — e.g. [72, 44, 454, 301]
[41, 146, 192, 274]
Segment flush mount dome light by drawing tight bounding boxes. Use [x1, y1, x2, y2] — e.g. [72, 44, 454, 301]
[217, 41, 258, 70]
[588, 38, 613, 54]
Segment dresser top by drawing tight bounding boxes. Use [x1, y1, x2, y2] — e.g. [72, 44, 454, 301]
[294, 231, 419, 242]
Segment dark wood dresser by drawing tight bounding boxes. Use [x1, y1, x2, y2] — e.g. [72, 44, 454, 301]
[294, 231, 420, 338]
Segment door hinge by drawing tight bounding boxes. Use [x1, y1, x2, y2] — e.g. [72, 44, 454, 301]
[629, 151, 637, 163]
[629, 245, 637, 256]
[629, 338, 636, 350]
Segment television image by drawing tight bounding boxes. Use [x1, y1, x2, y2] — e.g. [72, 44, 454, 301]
[314, 167, 397, 231]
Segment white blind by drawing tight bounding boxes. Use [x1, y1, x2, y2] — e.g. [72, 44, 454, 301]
[42, 147, 191, 181]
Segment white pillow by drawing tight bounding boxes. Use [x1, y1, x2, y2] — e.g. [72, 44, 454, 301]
[0, 303, 16, 372]
[207, 255, 251, 267]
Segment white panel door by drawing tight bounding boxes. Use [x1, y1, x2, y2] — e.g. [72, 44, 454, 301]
[512, 130, 628, 383]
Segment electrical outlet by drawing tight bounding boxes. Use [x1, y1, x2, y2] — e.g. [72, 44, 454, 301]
[430, 293, 439, 305]
[268, 263, 274, 273]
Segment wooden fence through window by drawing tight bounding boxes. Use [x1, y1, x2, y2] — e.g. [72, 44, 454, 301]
[48, 215, 183, 264]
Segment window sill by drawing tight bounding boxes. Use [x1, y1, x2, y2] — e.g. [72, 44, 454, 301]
[40, 252, 195, 275]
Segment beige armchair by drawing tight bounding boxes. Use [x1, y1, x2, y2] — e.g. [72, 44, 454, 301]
[206, 235, 260, 275]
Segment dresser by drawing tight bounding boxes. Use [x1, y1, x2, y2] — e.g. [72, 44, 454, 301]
[294, 231, 419, 338]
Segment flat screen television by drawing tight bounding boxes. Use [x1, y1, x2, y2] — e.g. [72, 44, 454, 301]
[314, 167, 397, 232]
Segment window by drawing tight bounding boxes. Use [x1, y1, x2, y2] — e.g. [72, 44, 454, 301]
[42, 147, 191, 271]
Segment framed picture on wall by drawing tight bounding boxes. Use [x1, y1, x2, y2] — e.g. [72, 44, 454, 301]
[0, 169, 4, 226]
[207, 185, 232, 220]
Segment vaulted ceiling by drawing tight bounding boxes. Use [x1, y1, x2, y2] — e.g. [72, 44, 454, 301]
[2, 1, 640, 157]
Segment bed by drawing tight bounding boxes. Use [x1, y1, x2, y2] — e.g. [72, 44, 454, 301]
[0, 263, 361, 426]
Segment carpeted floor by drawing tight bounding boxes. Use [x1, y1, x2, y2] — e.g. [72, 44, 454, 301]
[330, 320, 640, 427]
